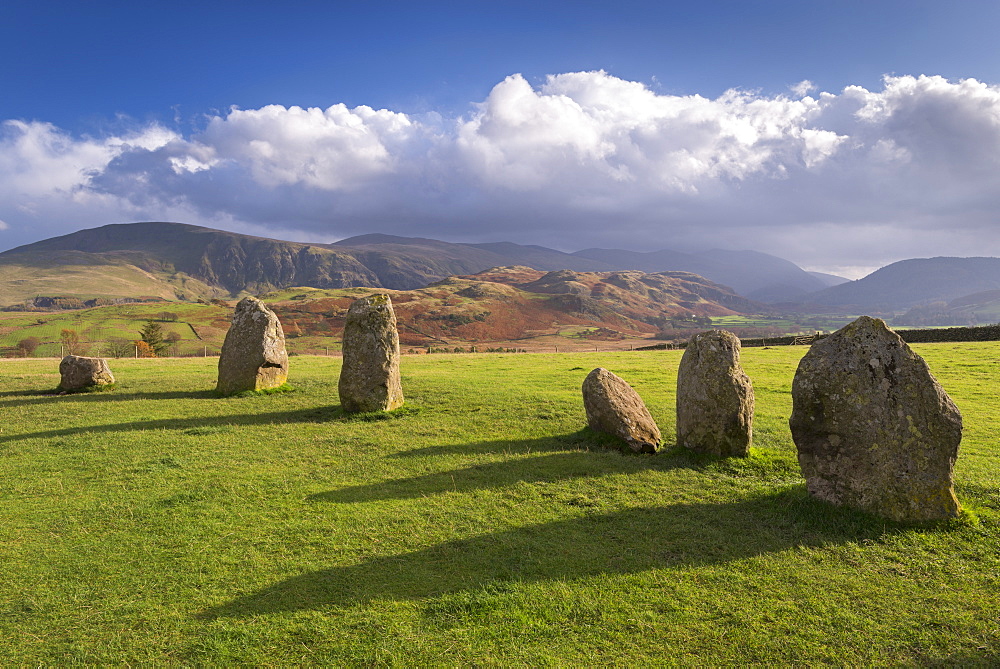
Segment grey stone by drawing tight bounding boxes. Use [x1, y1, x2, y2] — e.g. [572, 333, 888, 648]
[582, 367, 660, 453]
[789, 316, 962, 522]
[216, 297, 289, 395]
[59, 355, 115, 390]
[676, 329, 753, 457]
[338, 294, 404, 413]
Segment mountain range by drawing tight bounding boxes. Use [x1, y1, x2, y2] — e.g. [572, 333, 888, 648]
[0, 222, 837, 306]
[1, 222, 998, 319]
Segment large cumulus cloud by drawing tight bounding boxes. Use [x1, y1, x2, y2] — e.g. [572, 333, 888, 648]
[3, 71, 1000, 276]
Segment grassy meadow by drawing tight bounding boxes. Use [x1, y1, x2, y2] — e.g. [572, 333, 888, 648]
[0, 343, 998, 664]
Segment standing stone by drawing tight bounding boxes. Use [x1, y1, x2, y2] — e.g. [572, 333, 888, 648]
[338, 294, 403, 413]
[789, 316, 962, 522]
[216, 297, 289, 395]
[582, 367, 661, 453]
[676, 330, 753, 457]
[59, 355, 115, 390]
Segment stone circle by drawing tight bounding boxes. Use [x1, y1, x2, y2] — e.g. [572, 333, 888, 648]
[338, 294, 404, 413]
[789, 315, 962, 522]
[582, 367, 661, 453]
[216, 296, 289, 395]
[676, 329, 753, 457]
[59, 355, 115, 390]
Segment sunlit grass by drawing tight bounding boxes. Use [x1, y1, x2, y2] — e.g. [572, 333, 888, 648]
[0, 344, 996, 664]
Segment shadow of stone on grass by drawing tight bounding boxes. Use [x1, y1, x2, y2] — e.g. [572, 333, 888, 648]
[0, 388, 221, 407]
[201, 488, 896, 619]
[312, 435, 750, 505]
[388, 428, 610, 459]
[0, 405, 351, 443]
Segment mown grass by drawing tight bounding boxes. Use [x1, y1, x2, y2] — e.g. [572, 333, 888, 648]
[0, 344, 997, 664]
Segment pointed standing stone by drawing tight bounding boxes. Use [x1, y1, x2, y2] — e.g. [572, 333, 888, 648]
[789, 316, 962, 522]
[582, 367, 661, 453]
[216, 297, 289, 395]
[59, 355, 115, 390]
[338, 294, 403, 413]
[676, 329, 753, 457]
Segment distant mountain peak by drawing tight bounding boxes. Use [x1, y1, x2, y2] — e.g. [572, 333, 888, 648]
[0, 222, 828, 305]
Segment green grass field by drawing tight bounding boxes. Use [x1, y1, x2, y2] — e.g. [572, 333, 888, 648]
[0, 344, 998, 664]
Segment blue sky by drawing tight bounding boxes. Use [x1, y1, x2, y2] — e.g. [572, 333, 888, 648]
[3, 0, 1000, 276]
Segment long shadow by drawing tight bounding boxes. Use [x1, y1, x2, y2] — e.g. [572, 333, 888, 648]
[0, 388, 224, 407]
[310, 444, 710, 504]
[387, 428, 604, 459]
[0, 405, 349, 443]
[201, 489, 896, 619]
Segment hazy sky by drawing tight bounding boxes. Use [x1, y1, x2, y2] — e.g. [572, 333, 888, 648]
[3, 1, 1000, 277]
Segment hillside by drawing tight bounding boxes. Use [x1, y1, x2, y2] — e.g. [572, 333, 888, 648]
[336, 235, 835, 300]
[803, 257, 1000, 311]
[0, 266, 765, 356]
[262, 266, 762, 348]
[571, 247, 829, 301]
[0, 223, 380, 304]
[0, 222, 838, 306]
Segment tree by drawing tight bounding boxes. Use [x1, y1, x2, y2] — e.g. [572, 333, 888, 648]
[104, 337, 134, 359]
[165, 331, 182, 356]
[60, 329, 87, 355]
[138, 320, 169, 357]
[16, 336, 40, 357]
[134, 340, 156, 358]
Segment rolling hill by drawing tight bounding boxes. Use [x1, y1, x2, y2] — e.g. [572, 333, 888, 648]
[802, 257, 1000, 311]
[570, 247, 831, 302]
[0, 222, 834, 305]
[0, 265, 764, 356]
[0, 222, 379, 304]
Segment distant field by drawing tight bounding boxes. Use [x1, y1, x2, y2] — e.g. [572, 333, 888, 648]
[0, 301, 656, 357]
[0, 303, 227, 357]
[711, 314, 861, 334]
[0, 344, 997, 663]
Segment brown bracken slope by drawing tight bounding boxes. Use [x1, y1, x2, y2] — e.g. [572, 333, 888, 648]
[262, 266, 765, 347]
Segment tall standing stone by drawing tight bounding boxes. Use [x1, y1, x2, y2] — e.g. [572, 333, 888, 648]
[216, 297, 289, 395]
[582, 367, 661, 453]
[339, 294, 403, 413]
[59, 355, 115, 390]
[789, 316, 962, 522]
[676, 329, 753, 457]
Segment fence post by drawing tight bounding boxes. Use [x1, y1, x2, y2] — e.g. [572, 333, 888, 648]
[135, 345, 138, 359]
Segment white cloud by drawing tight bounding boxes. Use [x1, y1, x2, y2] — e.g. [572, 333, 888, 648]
[790, 80, 816, 97]
[2, 71, 1000, 274]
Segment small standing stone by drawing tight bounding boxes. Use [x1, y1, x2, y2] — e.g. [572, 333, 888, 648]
[676, 329, 753, 456]
[789, 316, 962, 522]
[216, 297, 289, 395]
[582, 367, 661, 453]
[59, 355, 115, 390]
[338, 294, 404, 413]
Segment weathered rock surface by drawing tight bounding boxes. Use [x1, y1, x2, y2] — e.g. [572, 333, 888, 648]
[789, 316, 962, 522]
[582, 367, 661, 453]
[216, 296, 289, 395]
[338, 294, 404, 413]
[676, 329, 753, 456]
[59, 355, 115, 390]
